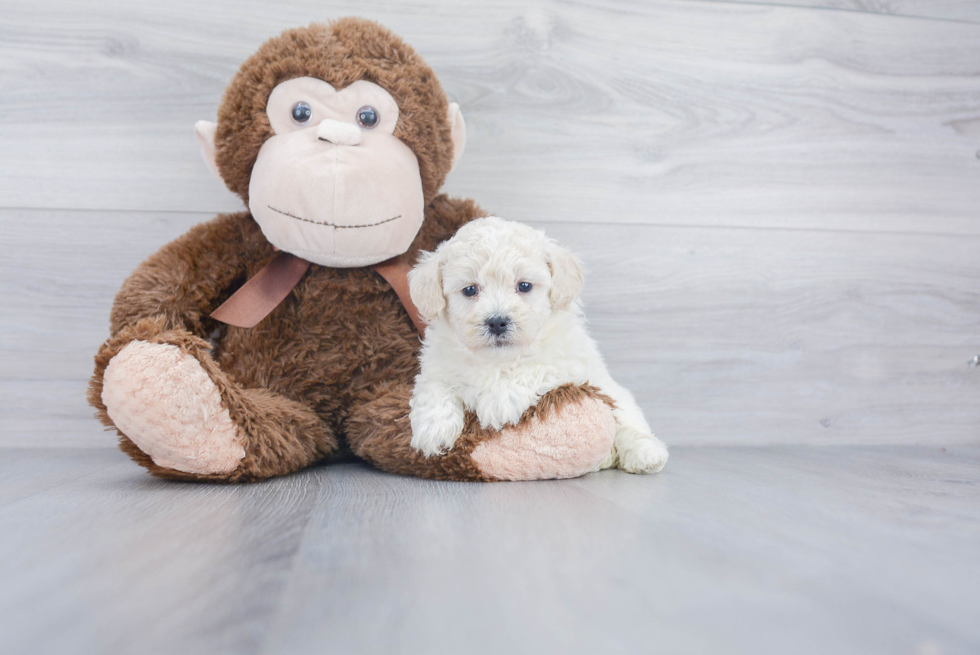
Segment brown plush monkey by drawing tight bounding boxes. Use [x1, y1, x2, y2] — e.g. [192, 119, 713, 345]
[88, 18, 616, 482]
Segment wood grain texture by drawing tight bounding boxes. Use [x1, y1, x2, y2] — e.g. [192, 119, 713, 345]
[3, 208, 977, 447]
[0, 449, 118, 507]
[0, 0, 978, 235]
[708, 0, 980, 23]
[0, 449, 324, 655]
[3, 4, 978, 653]
[1, 446, 977, 655]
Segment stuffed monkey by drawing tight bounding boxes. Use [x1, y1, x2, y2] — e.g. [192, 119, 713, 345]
[88, 18, 617, 482]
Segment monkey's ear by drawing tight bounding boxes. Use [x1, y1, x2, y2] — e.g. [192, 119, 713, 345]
[446, 102, 466, 173]
[194, 120, 222, 180]
[409, 250, 447, 322]
[547, 241, 584, 311]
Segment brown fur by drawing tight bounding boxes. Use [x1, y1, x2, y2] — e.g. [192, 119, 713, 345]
[347, 383, 615, 481]
[215, 19, 455, 206]
[89, 20, 606, 483]
[90, 195, 485, 482]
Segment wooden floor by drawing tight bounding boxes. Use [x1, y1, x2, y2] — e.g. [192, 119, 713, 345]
[1, 445, 978, 655]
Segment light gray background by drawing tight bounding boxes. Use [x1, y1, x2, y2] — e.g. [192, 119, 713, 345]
[2, 0, 978, 447]
[1, 2, 979, 654]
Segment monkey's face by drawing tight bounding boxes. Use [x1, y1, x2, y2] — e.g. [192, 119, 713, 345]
[247, 77, 425, 267]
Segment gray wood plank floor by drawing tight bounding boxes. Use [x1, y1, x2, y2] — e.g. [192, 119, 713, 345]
[1, 446, 978, 655]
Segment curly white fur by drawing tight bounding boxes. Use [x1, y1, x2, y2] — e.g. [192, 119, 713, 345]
[407, 216, 668, 474]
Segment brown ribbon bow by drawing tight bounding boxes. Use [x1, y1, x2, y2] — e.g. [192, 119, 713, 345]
[210, 251, 426, 336]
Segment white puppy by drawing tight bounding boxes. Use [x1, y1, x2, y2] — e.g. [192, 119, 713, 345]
[407, 216, 668, 474]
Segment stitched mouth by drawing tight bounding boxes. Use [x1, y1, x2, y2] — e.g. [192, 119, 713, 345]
[268, 205, 401, 229]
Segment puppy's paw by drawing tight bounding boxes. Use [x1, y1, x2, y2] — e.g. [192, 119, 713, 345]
[409, 403, 465, 458]
[618, 435, 669, 474]
[596, 448, 617, 471]
[475, 384, 540, 430]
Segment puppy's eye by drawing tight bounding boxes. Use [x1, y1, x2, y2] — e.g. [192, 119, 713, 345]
[356, 106, 379, 129]
[517, 282, 533, 293]
[291, 102, 313, 125]
[462, 285, 479, 297]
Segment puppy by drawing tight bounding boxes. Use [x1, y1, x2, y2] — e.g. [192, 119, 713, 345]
[407, 216, 668, 474]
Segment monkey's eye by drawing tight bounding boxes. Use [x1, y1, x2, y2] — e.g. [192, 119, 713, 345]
[462, 285, 479, 298]
[517, 282, 533, 293]
[356, 106, 379, 129]
[291, 102, 313, 125]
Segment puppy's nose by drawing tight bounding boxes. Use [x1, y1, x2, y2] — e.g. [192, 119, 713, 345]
[317, 119, 361, 146]
[486, 315, 510, 336]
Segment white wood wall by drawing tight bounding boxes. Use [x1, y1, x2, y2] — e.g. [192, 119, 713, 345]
[1, 0, 978, 447]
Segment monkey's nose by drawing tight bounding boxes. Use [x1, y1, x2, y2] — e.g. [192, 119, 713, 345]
[317, 119, 361, 146]
[486, 315, 510, 336]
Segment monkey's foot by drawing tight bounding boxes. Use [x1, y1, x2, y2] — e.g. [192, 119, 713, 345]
[470, 391, 617, 481]
[101, 340, 245, 475]
[348, 383, 617, 482]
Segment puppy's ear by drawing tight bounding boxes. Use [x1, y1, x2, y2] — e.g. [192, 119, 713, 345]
[409, 250, 446, 322]
[547, 241, 584, 310]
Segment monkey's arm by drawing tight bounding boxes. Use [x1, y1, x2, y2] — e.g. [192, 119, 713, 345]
[108, 211, 269, 338]
[90, 211, 339, 482]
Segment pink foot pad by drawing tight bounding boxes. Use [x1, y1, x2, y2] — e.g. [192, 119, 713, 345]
[102, 340, 245, 475]
[471, 394, 616, 481]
